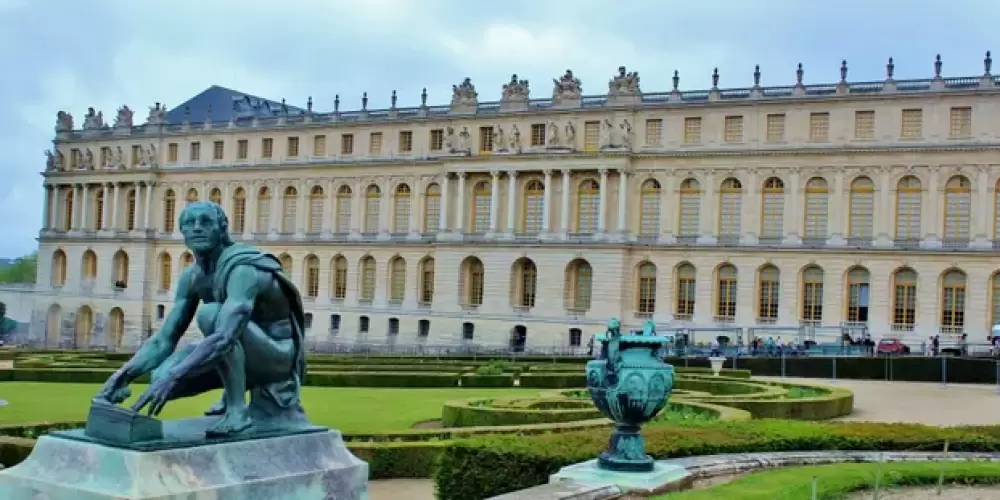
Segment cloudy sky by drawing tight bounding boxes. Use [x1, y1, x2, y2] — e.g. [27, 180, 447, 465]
[0, 0, 993, 258]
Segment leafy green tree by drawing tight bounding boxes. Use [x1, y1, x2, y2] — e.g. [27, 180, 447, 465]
[0, 252, 37, 284]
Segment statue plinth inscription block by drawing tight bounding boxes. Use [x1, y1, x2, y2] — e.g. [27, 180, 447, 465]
[85, 398, 163, 445]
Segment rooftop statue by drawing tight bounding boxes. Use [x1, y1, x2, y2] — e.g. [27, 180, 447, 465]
[95, 201, 308, 438]
[552, 69, 583, 98]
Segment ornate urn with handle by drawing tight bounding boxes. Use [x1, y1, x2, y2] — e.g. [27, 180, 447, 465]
[586, 318, 673, 472]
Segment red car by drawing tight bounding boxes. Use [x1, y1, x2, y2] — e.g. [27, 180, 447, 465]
[876, 339, 910, 355]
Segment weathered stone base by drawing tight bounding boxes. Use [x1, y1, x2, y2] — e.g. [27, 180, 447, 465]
[550, 459, 691, 495]
[0, 430, 368, 499]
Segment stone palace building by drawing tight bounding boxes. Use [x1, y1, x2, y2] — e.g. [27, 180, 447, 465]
[6, 53, 1000, 350]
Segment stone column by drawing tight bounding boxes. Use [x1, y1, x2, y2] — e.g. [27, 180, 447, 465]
[41, 185, 51, 230]
[506, 171, 518, 235]
[324, 179, 336, 234]
[244, 182, 257, 238]
[49, 185, 59, 230]
[542, 170, 552, 233]
[296, 182, 307, 235]
[80, 184, 89, 230]
[143, 182, 154, 229]
[597, 168, 608, 233]
[439, 174, 450, 234]
[378, 179, 391, 235]
[560, 170, 571, 235]
[617, 170, 628, 234]
[111, 183, 121, 230]
[269, 186, 281, 234]
[488, 171, 501, 233]
[455, 172, 466, 232]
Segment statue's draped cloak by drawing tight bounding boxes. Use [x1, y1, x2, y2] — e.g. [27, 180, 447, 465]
[212, 243, 307, 409]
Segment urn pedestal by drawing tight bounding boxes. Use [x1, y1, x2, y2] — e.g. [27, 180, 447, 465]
[708, 356, 727, 376]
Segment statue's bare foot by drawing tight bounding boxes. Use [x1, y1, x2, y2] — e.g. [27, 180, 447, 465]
[204, 399, 226, 416]
[205, 407, 252, 437]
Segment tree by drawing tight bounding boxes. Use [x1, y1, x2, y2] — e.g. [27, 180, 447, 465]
[0, 252, 37, 284]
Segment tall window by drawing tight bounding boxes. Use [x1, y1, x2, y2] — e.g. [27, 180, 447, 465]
[678, 178, 701, 238]
[282, 186, 298, 233]
[186, 188, 199, 203]
[62, 189, 74, 231]
[336, 185, 352, 233]
[949, 107, 972, 138]
[645, 119, 662, 146]
[675, 264, 696, 320]
[389, 257, 406, 303]
[765, 114, 786, 142]
[891, 268, 917, 330]
[716, 264, 738, 321]
[308, 186, 324, 233]
[803, 177, 829, 240]
[809, 112, 830, 141]
[113, 251, 129, 287]
[576, 179, 600, 233]
[360, 256, 376, 301]
[125, 189, 136, 231]
[364, 184, 381, 233]
[304, 255, 320, 298]
[471, 181, 491, 233]
[393, 184, 411, 233]
[718, 178, 743, 239]
[854, 110, 875, 139]
[95, 190, 105, 230]
[565, 259, 593, 311]
[801, 266, 824, 324]
[162, 189, 176, 232]
[462, 257, 485, 306]
[232, 188, 246, 233]
[287, 136, 300, 157]
[846, 267, 870, 322]
[278, 254, 292, 274]
[419, 258, 435, 304]
[332, 256, 347, 299]
[209, 187, 222, 205]
[80, 250, 97, 280]
[313, 135, 326, 156]
[901, 109, 923, 138]
[723, 116, 743, 142]
[51, 250, 67, 287]
[639, 179, 661, 236]
[424, 184, 441, 233]
[848, 176, 875, 240]
[514, 258, 538, 308]
[757, 265, 780, 323]
[256, 187, 271, 233]
[683, 117, 702, 144]
[583, 121, 600, 151]
[636, 262, 657, 314]
[943, 175, 971, 244]
[894, 176, 922, 241]
[158, 252, 172, 292]
[522, 180, 544, 233]
[940, 270, 966, 332]
[760, 177, 784, 240]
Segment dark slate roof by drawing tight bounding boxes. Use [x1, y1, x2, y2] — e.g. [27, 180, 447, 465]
[164, 85, 308, 125]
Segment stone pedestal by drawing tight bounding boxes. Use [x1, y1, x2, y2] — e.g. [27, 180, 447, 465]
[550, 459, 690, 495]
[0, 429, 368, 499]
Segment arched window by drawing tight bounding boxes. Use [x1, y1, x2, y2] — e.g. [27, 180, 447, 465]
[332, 256, 348, 299]
[108, 307, 124, 349]
[359, 256, 376, 301]
[801, 266, 824, 324]
[81, 250, 97, 281]
[940, 270, 966, 333]
[891, 268, 917, 331]
[389, 257, 406, 303]
[424, 184, 441, 233]
[564, 259, 593, 311]
[576, 179, 600, 233]
[522, 180, 545, 233]
[678, 178, 701, 239]
[512, 258, 538, 308]
[760, 177, 784, 240]
[636, 262, 657, 314]
[125, 189, 137, 231]
[675, 263, 696, 320]
[848, 176, 874, 241]
[336, 185, 352, 233]
[163, 189, 176, 232]
[943, 176, 971, 245]
[803, 178, 829, 241]
[304, 255, 320, 298]
[186, 188, 199, 203]
[715, 264, 738, 321]
[894, 176, 922, 242]
[393, 184, 411, 233]
[308, 186, 324, 233]
[364, 185, 381, 233]
[639, 179, 661, 237]
[757, 265, 780, 323]
[181, 252, 194, 269]
[419, 257, 435, 305]
[460, 257, 485, 306]
[232, 187, 246, 233]
[279, 254, 292, 274]
[158, 252, 172, 292]
[846, 267, 870, 323]
[45, 304, 62, 347]
[95, 189, 105, 230]
[718, 178, 743, 240]
[471, 181, 491, 233]
[113, 250, 129, 288]
[75, 305, 93, 348]
[50, 249, 67, 287]
[62, 189, 74, 231]
[209, 187, 222, 205]
[282, 186, 298, 233]
[256, 186, 271, 233]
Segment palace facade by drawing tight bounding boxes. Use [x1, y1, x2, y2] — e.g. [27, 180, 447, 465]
[10, 54, 1000, 350]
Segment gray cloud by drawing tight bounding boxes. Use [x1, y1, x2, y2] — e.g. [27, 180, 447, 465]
[0, 0, 993, 257]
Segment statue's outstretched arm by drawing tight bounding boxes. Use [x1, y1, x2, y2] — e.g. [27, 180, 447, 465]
[163, 264, 264, 381]
[123, 268, 198, 378]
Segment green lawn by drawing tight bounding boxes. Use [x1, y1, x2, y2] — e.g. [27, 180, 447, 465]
[0, 383, 537, 433]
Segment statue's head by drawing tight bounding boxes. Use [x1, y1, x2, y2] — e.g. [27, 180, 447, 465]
[179, 202, 233, 254]
[607, 318, 620, 332]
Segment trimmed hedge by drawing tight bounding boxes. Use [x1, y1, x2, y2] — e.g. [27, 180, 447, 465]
[306, 371, 459, 387]
[434, 420, 1000, 500]
[442, 398, 601, 427]
[518, 373, 586, 388]
[459, 374, 515, 388]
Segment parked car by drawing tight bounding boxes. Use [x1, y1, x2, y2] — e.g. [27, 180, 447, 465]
[876, 338, 910, 355]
